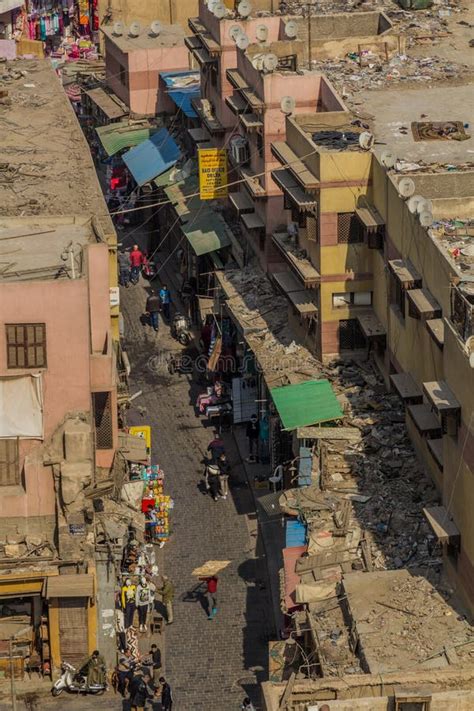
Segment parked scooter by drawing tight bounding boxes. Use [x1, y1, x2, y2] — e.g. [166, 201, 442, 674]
[142, 254, 157, 281]
[171, 313, 192, 346]
[51, 661, 107, 697]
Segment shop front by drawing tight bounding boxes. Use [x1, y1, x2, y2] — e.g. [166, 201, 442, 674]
[0, 571, 95, 676]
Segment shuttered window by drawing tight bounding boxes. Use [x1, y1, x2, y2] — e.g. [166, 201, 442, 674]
[6, 324, 47, 369]
[58, 598, 88, 665]
[337, 212, 364, 244]
[0, 438, 20, 486]
[338, 319, 366, 350]
[306, 215, 318, 242]
[92, 392, 113, 449]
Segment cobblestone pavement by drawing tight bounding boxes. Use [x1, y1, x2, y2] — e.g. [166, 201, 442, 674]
[119, 258, 269, 710]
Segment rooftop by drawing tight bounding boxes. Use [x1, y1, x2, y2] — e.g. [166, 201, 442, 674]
[0, 60, 113, 231]
[0, 218, 94, 282]
[101, 24, 185, 52]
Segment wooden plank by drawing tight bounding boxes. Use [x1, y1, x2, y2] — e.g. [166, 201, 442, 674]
[279, 672, 296, 710]
[423, 506, 460, 544]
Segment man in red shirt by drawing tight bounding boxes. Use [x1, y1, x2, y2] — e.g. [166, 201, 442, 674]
[129, 244, 145, 284]
[200, 576, 218, 620]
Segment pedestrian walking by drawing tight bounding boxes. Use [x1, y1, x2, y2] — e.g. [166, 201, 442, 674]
[145, 291, 161, 332]
[246, 414, 260, 462]
[241, 697, 256, 711]
[207, 432, 225, 463]
[199, 575, 218, 619]
[116, 649, 134, 697]
[159, 676, 173, 711]
[148, 643, 162, 685]
[118, 250, 130, 287]
[205, 462, 221, 502]
[130, 244, 145, 284]
[159, 284, 171, 321]
[129, 671, 156, 711]
[135, 576, 153, 632]
[218, 452, 230, 499]
[158, 575, 174, 624]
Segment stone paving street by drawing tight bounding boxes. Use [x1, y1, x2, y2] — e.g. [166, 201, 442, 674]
[119, 251, 270, 710]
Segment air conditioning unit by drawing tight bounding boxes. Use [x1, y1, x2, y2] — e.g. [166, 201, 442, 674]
[230, 137, 250, 165]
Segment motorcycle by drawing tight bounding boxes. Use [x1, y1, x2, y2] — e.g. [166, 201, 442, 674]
[51, 661, 107, 697]
[142, 255, 157, 281]
[171, 312, 192, 346]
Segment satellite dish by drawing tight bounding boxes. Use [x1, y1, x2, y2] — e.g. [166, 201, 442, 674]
[417, 198, 433, 215]
[263, 53, 278, 72]
[128, 21, 141, 37]
[256, 24, 268, 42]
[398, 177, 416, 198]
[208, 0, 218, 11]
[280, 95, 296, 115]
[285, 20, 298, 39]
[236, 33, 250, 50]
[149, 20, 162, 36]
[112, 21, 124, 36]
[251, 54, 265, 71]
[229, 24, 242, 41]
[407, 194, 424, 214]
[213, 2, 227, 18]
[238, 0, 252, 18]
[419, 211, 433, 228]
[380, 150, 396, 168]
[359, 131, 374, 150]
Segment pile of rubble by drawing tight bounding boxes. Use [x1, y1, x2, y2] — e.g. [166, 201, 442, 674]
[0, 533, 55, 560]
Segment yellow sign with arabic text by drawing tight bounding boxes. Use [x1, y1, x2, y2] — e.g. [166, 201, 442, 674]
[129, 426, 151, 451]
[198, 148, 228, 200]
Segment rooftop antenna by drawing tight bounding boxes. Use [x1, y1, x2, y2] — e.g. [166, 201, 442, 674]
[237, 0, 252, 18]
[112, 21, 124, 36]
[149, 20, 162, 37]
[280, 95, 296, 115]
[236, 33, 250, 50]
[285, 20, 298, 39]
[397, 177, 416, 199]
[380, 149, 396, 169]
[128, 21, 141, 37]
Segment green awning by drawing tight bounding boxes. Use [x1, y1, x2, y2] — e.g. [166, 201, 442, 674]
[181, 214, 231, 256]
[270, 379, 343, 431]
[95, 122, 158, 156]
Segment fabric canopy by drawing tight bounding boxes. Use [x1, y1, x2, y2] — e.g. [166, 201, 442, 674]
[160, 70, 200, 118]
[181, 213, 231, 256]
[122, 127, 181, 186]
[95, 122, 157, 157]
[270, 379, 342, 431]
[0, 375, 43, 438]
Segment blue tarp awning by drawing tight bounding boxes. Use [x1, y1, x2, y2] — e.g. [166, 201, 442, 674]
[286, 520, 307, 548]
[160, 70, 201, 119]
[122, 127, 181, 186]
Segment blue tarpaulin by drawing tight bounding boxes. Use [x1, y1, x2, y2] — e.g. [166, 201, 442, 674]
[286, 520, 307, 548]
[160, 70, 200, 119]
[122, 127, 181, 186]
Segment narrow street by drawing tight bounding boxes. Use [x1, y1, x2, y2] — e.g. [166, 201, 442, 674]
[120, 241, 270, 709]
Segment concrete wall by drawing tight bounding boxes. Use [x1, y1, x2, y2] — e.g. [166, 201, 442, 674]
[99, 0, 198, 32]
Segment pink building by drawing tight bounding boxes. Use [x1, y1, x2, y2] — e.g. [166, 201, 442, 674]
[0, 218, 118, 533]
[102, 24, 191, 116]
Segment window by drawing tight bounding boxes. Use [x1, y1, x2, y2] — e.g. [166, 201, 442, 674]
[332, 292, 372, 308]
[119, 65, 129, 89]
[337, 212, 364, 244]
[306, 215, 318, 243]
[338, 319, 366, 350]
[0, 438, 20, 486]
[395, 698, 431, 711]
[6, 324, 46, 369]
[390, 273, 406, 320]
[92, 392, 113, 450]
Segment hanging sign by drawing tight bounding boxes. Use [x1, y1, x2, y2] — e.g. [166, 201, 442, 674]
[198, 148, 228, 200]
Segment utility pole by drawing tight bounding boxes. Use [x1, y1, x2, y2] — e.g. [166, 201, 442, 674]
[9, 638, 17, 711]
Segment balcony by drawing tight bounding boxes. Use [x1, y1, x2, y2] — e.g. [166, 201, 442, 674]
[188, 17, 221, 56]
[356, 310, 386, 347]
[272, 271, 318, 319]
[240, 166, 267, 199]
[192, 99, 225, 135]
[272, 232, 320, 288]
[239, 113, 263, 132]
[271, 141, 319, 191]
[271, 169, 318, 212]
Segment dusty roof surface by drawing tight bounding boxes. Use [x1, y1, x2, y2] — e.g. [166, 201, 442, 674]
[0, 219, 93, 282]
[101, 24, 185, 52]
[0, 59, 113, 226]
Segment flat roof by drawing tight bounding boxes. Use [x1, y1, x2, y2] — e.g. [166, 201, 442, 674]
[357, 83, 474, 165]
[101, 24, 185, 52]
[0, 219, 94, 282]
[0, 60, 113, 229]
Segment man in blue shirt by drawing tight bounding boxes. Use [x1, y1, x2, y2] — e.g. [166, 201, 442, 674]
[159, 284, 171, 321]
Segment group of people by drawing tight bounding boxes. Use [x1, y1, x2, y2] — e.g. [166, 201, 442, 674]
[205, 433, 231, 502]
[145, 285, 171, 332]
[118, 244, 149, 287]
[116, 647, 172, 710]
